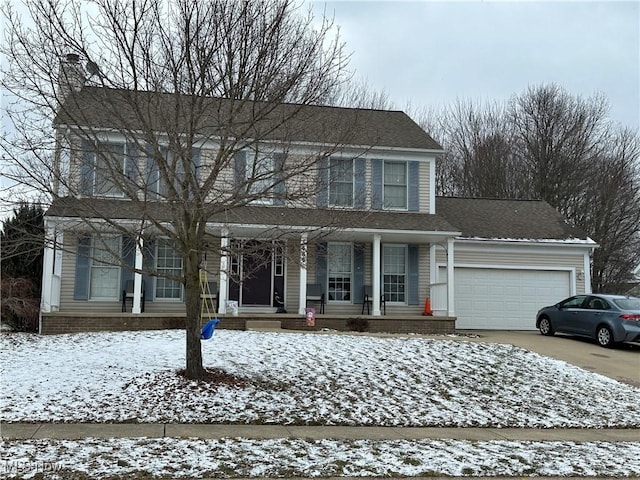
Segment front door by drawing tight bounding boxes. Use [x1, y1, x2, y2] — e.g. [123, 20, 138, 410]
[228, 241, 273, 307]
[241, 244, 272, 306]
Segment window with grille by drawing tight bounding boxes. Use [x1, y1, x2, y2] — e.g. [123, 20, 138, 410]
[90, 235, 121, 299]
[94, 142, 127, 196]
[383, 244, 406, 302]
[328, 243, 352, 301]
[383, 161, 407, 209]
[155, 239, 182, 300]
[247, 151, 275, 204]
[329, 158, 354, 207]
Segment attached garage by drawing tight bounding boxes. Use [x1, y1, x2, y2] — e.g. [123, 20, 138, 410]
[440, 267, 572, 330]
[435, 197, 596, 331]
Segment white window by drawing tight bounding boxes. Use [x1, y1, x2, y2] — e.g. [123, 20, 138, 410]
[90, 236, 121, 299]
[247, 151, 275, 204]
[383, 161, 407, 209]
[328, 243, 352, 301]
[94, 142, 127, 196]
[329, 158, 354, 207]
[155, 239, 182, 300]
[150, 147, 187, 199]
[383, 245, 406, 303]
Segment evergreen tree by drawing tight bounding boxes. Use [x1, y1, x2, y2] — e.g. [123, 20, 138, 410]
[1, 204, 45, 331]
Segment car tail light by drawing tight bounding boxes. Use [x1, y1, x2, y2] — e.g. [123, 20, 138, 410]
[620, 314, 640, 322]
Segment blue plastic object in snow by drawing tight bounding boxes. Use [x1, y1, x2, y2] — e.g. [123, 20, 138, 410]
[201, 318, 220, 340]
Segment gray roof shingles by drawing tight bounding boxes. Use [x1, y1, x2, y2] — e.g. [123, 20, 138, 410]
[435, 197, 589, 241]
[46, 196, 589, 242]
[55, 87, 442, 151]
[45, 197, 458, 233]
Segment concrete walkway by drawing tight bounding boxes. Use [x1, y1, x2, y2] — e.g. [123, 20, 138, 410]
[2, 422, 638, 442]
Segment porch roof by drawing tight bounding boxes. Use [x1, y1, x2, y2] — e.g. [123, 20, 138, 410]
[46, 197, 460, 243]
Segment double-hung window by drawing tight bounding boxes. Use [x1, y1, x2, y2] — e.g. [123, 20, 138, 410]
[150, 147, 186, 199]
[90, 236, 121, 299]
[383, 245, 406, 303]
[94, 142, 126, 196]
[327, 243, 352, 301]
[383, 161, 407, 209]
[329, 158, 354, 207]
[247, 151, 275, 204]
[155, 239, 182, 300]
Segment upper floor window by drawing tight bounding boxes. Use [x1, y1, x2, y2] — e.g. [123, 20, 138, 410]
[81, 141, 132, 197]
[90, 235, 121, 299]
[329, 158, 354, 207]
[327, 242, 352, 301]
[383, 161, 407, 209]
[148, 146, 199, 200]
[246, 151, 275, 204]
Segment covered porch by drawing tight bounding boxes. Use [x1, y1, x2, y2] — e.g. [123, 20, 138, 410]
[40, 204, 461, 325]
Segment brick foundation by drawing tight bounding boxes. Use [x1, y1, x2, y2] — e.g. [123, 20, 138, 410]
[40, 314, 186, 334]
[40, 312, 455, 335]
[281, 316, 455, 335]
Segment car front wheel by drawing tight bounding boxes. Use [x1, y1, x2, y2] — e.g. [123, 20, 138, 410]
[596, 326, 614, 347]
[538, 317, 554, 336]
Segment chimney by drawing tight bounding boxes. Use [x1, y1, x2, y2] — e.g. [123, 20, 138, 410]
[57, 53, 86, 103]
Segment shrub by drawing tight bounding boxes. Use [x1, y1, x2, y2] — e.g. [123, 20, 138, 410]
[346, 317, 369, 332]
[1, 277, 40, 332]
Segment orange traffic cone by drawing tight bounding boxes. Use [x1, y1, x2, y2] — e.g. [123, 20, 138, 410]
[422, 297, 433, 316]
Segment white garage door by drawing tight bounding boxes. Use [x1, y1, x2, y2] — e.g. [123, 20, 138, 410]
[444, 268, 571, 330]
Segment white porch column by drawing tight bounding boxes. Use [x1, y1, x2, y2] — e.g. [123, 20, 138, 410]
[372, 234, 382, 316]
[446, 237, 455, 317]
[218, 232, 229, 314]
[132, 238, 144, 314]
[583, 251, 592, 294]
[429, 244, 437, 283]
[298, 233, 308, 315]
[40, 223, 56, 314]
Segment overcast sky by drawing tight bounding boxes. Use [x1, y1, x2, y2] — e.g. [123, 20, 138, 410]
[314, 1, 639, 129]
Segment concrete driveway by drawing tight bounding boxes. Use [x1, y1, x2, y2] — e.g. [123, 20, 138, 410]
[456, 330, 640, 387]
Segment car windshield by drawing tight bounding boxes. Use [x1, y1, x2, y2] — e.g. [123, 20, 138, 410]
[611, 297, 640, 310]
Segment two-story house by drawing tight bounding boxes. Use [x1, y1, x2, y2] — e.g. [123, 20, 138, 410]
[39, 55, 596, 334]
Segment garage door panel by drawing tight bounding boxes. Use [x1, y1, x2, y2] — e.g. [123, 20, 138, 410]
[443, 267, 571, 330]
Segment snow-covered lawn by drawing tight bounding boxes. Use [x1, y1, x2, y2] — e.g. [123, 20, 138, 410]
[2, 329, 640, 479]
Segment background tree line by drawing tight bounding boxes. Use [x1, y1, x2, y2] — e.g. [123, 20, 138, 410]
[412, 83, 640, 293]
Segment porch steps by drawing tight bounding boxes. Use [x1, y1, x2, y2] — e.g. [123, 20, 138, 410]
[245, 320, 282, 331]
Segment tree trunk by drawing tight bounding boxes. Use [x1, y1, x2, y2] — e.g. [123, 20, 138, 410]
[184, 251, 205, 379]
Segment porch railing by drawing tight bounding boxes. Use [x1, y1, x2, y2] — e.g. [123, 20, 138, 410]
[430, 282, 447, 315]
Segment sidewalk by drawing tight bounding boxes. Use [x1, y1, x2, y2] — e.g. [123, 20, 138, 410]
[2, 422, 638, 442]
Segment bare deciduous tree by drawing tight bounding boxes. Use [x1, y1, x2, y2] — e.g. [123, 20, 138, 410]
[508, 84, 610, 215]
[415, 84, 640, 293]
[1, 0, 355, 378]
[572, 128, 640, 292]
